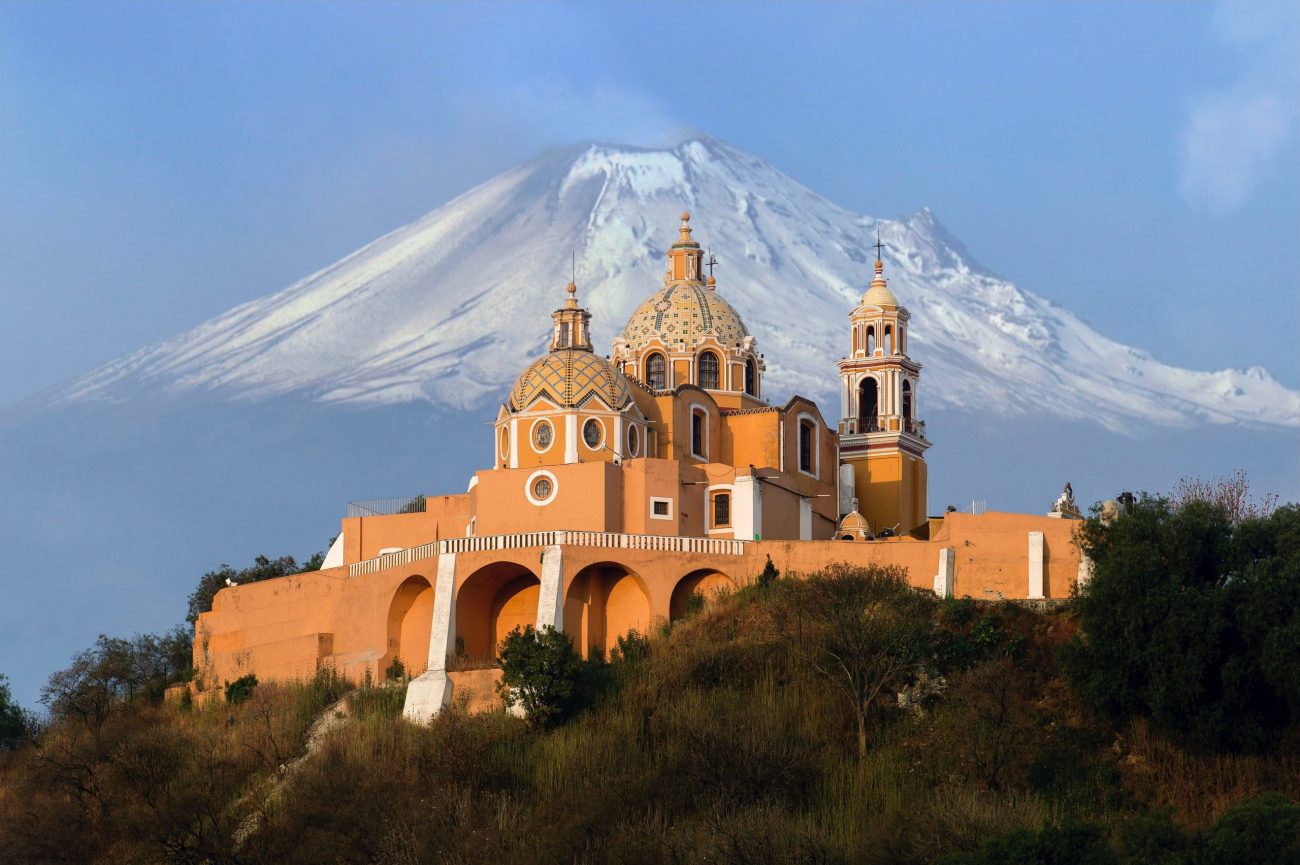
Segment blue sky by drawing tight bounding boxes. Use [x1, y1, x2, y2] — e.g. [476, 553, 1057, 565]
[2, 1, 1297, 408]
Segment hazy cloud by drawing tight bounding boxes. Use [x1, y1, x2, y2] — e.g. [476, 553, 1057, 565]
[1179, 0, 1300, 212]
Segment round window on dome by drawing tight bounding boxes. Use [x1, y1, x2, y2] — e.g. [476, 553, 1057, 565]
[627, 424, 639, 457]
[532, 420, 553, 451]
[582, 418, 603, 449]
[532, 477, 552, 501]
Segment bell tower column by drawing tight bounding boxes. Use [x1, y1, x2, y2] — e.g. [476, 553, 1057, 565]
[835, 245, 932, 536]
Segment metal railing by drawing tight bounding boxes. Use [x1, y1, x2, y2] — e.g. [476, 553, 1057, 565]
[346, 530, 748, 578]
[346, 496, 427, 518]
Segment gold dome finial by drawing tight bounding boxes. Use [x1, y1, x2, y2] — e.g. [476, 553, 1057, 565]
[678, 210, 693, 243]
[564, 280, 578, 309]
[706, 274, 716, 290]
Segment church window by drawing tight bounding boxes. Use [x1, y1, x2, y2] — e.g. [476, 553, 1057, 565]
[798, 419, 815, 475]
[532, 477, 552, 501]
[698, 351, 720, 389]
[902, 380, 913, 422]
[858, 377, 879, 432]
[884, 325, 893, 354]
[866, 326, 875, 355]
[627, 424, 639, 457]
[583, 418, 603, 449]
[650, 497, 673, 519]
[744, 358, 756, 396]
[691, 409, 706, 459]
[500, 428, 510, 464]
[646, 352, 667, 389]
[712, 492, 731, 528]
[532, 420, 553, 451]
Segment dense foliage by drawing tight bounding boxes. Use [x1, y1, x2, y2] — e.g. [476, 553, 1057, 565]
[1062, 497, 1300, 752]
[496, 625, 587, 728]
[0, 674, 31, 750]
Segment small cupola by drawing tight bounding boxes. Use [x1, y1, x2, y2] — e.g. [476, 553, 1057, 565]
[550, 281, 593, 351]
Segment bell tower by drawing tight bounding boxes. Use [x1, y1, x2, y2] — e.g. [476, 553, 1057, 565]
[836, 244, 931, 535]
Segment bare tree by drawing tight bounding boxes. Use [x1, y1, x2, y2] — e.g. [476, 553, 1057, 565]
[778, 564, 933, 755]
[1170, 470, 1278, 525]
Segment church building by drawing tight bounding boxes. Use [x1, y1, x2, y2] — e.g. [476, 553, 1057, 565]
[194, 212, 1087, 720]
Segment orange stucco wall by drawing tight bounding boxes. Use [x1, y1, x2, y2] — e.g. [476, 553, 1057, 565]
[194, 511, 1084, 692]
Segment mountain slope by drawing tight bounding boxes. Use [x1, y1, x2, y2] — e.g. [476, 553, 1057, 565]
[49, 136, 1300, 431]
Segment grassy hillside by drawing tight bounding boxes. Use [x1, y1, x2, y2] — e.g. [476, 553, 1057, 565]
[2, 563, 1297, 864]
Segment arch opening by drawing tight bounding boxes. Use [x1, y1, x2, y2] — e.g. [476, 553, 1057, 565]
[564, 562, 651, 659]
[858, 377, 879, 433]
[456, 562, 541, 665]
[383, 575, 435, 679]
[645, 352, 667, 389]
[670, 569, 736, 621]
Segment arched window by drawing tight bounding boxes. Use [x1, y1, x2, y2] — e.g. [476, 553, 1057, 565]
[858, 378, 879, 432]
[798, 419, 816, 474]
[902, 380, 912, 422]
[866, 326, 875, 355]
[884, 324, 893, 355]
[691, 409, 706, 459]
[645, 352, 667, 389]
[698, 351, 720, 390]
[744, 358, 757, 396]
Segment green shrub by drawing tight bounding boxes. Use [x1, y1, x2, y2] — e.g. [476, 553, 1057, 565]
[1201, 794, 1300, 865]
[1062, 498, 1300, 752]
[224, 673, 258, 705]
[938, 823, 1116, 865]
[497, 626, 585, 729]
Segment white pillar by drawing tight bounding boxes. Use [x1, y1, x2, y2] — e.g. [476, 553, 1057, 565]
[1028, 531, 1045, 599]
[613, 415, 624, 461]
[799, 497, 812, 540]
[838, 464, 855, 517]
[536, 545, 564, 631]
[934, 547, 955, 598]
[564, 414, 578, 464]
[403, 552, 458, 724]
[732, 475, 763, 540]
[508, 419, 519, 468]
[1076, 553, 1094, 592]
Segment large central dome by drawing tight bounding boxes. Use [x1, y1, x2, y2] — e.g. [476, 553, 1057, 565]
[622, 282, 750, 353]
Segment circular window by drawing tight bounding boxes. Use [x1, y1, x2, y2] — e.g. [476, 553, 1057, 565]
[627, 424, 639, 457]
[500, 428, 509, 462]
[583, 418, 603, 449]
[525, 470, 558, 505]
[532, 420, 553, 451]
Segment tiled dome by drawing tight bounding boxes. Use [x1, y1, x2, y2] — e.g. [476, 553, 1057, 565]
[510, 349, 632, 411]
[622, 283, 750, 353]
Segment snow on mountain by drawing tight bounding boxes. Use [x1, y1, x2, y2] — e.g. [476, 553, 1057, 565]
[50, 136, 1300, 431]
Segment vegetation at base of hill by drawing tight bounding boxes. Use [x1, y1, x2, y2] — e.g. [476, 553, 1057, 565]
[0, 675, 34, 751]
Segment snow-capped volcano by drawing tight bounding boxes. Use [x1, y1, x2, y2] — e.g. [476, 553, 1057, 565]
[51, 136, 1299, 431]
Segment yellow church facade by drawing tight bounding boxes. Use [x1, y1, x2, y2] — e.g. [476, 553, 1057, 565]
[194, 212, 1087, 720]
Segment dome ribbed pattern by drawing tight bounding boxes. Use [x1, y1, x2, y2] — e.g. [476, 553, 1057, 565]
[622, 283, 749, 353]
[509, 349, 632, 410]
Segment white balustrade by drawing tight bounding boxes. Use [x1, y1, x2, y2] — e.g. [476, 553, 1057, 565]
[346, 529, 746, 577]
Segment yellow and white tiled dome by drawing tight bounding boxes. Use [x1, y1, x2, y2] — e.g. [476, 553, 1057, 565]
[622, 283, 750, 354]
[509, 348, 633, 411]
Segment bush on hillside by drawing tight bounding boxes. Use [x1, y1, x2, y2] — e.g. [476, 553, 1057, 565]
[1062, 495, 1300, 752]
[39, 628, 192, 730]
[0, 674, 31, 750]
[774, 563, 934, 755]
[497, 626, 585, 729]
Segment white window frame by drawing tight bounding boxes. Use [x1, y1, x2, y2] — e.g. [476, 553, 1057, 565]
[525, 469, 559, 506]
[582, 416, 605, 451]
[706, 483, 734, 534]
[795, 411, 820, 479]
[649, 496, 674, 521]
[626, 422, 640, 458]
[530, 418, 555, 454]
[689, 403, 710, 461]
